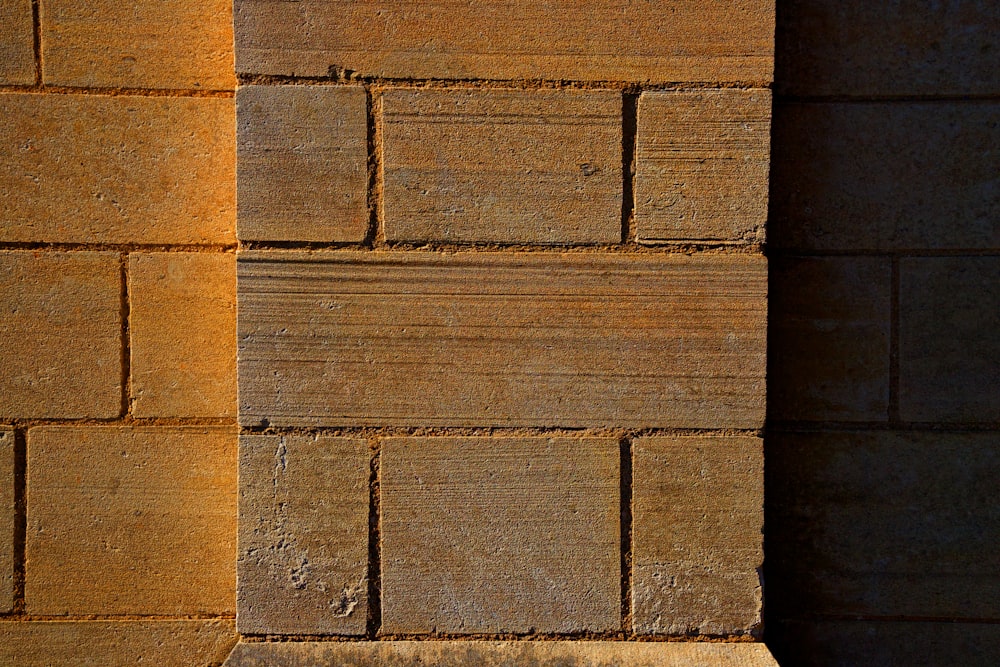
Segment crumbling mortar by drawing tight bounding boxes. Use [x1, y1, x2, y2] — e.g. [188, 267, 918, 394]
[0, 84, 234, 98]
[0, 242, 237, 253]
[237, 426, 764, 440]
[235, 241, 765, 255]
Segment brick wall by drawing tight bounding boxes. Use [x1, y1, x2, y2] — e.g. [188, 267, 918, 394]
[766, 2, 1000, 665]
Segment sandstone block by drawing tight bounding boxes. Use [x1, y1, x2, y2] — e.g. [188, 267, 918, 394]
[768, 430, 1000, 619]
[771, 102, 1000, 251]
[380, 437, 619, 634]
[238, 435, 369, 635]
[0, 430, 12, 613]
[0, 620, 237, 667]
[238, 251, 766, 428]
[635, 90, 770, 243]
[769, 256, 891, 422]
[224, 640, 779, 666]
[237, 85, 368, 242]
[777, 1, 1000, 97]
[26, 427, 237, 615]
[382, 88, 621, 244]
[129, 253, 236, 418]
[0, 0, 34, 84]
[234, 0, 774, 83]
[0, 93, 235, 244]
[41, 0, 236, 89]
[0, 251, 121, 419]
[900, 257, 1000, 423]
[632, 436, 763, 636]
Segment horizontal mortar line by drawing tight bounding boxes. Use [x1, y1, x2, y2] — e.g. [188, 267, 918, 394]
[238, 241, 764, 255]
[0, 83, 234, 98]
[3, 613, 236, 622]
[237, 73, 773, 92]
[1, 417, 238, 429]
[774, 92, 1000, 104]
[239, 632, 759, 643]
[776, 613, 1000, 626]
[765, 421, 1000, 433]
[0, 242, 237, 253]
[764, 247, 1000, 259]
[237, 425, 763, 438]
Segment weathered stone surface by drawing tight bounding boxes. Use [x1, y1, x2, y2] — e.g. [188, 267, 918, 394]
[238, 251, 766, 428]
[41, 0, 236, 89]
[770, 102, 1000, 251]
[0, 251, 120, 419]
[769, 256, 891, 422]
[234, 0, 774, 83]
[129, 253, 236, 418]
[0, 430, 12, 613]
[635, 90, 770, 243]
[0, 620, 237, 667]
[632, 436, 763, 636]
[237, 85, 368, 243]
[0, 93, 235, 244]
[777, 1, 1000, 97]
[770, 619, 1000, 667]
[768, 430, 1000, 619]
[26, 426, 237, 615]
[238, 435, 369, 635]
[381, 437, 619, 634]
[224, 640, 779, 667]
[900, 257, 1000, 423]
[0, 0, 34, 84]
[383, 89, 621, 245]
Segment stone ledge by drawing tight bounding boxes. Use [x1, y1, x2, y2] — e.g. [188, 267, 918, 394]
[224, 640, 778, 666]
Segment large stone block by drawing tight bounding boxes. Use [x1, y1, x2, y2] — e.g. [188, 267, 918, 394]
[383, 88, 621, 244]
[238, 435, 370, 635]
[234, 0, 774, 83]
[0, 0, 34, 84]
[0, 430, 12, 613]
[26, 427, 237, 615]
[380, 436, 619, 634]
[0, 251, 121, 419]
[0, 93, 235, 244]
[237, 251, 766, 428]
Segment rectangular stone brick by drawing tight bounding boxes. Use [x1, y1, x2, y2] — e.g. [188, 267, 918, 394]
[0, 620, 237, 667]
[224, 640, 779, 667]
[777, 1, 1000, 97]
[237, 85, 368, 243]
[234, 0, 774, 83]
[900, 257, 1000, 423]
[0, 430, 11, 613]
[0, 0, 34, 84]
[41, 0, 236, 89]
[0, 93, 235, 244]
[771, 102, 1000, 251]
[26, 426, 237, 615]
[383, 88, 621, 245]
[380, 436, 620, 634]
[768, 430, 1000, 619]
[635, 90, 770, 244]
[0, 251, 121, 419]
[238, 251, 766, 428]
[769, 256, 891, 422]
[632, 436, 763, 636]
[129, 252, 236, 418]
[238, 435, 369, 635]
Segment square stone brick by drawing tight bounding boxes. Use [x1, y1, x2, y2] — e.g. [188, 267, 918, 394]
[129, 253, 236, 418]
[236, 85, 368, 243]
[26, 427, 237, 615]
[238, 435, 369, 635]
[382, 88, 621, 244]
[0, 251, 121, 419]
[635, 90, 771, 243]
[380, 436, 620, 634]
[632, 436, 763, 636]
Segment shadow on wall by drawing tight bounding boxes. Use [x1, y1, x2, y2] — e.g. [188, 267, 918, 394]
[764, 2, 1000, 666]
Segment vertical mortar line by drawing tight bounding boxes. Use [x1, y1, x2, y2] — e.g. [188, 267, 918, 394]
[365, 436, 383, 639]
[619, 433, 634, 635]
[889, 256, 901, 423]
[30, 0, 41, 86]
[120, 252, 132, 420]
[620, 91, 640, 244]
[364, 85, 386, 249]
[11, 428, 27, 615]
